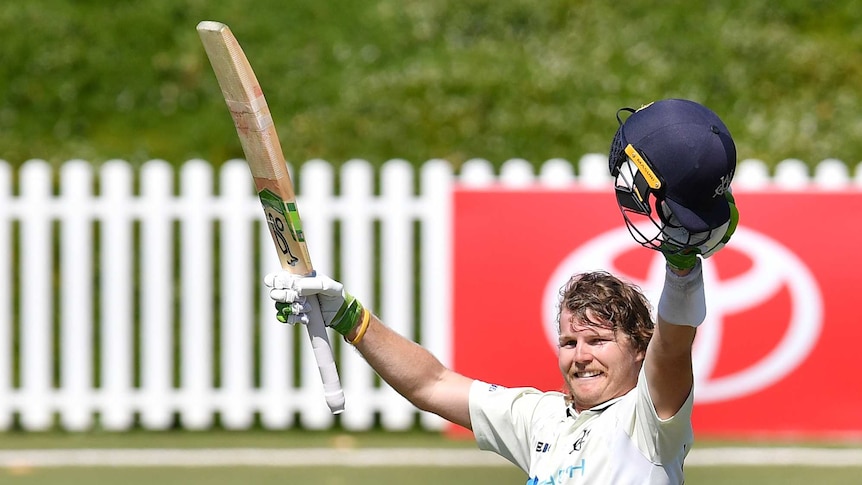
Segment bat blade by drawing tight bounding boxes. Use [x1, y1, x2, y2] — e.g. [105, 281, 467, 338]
[197, 20, 345, 414]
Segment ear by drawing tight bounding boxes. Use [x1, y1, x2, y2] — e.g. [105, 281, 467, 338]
[619, 330, 646, 363]
[634, 347, 647, 364]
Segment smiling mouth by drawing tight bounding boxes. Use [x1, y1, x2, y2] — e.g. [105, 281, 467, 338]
[575, 371, 602, 379]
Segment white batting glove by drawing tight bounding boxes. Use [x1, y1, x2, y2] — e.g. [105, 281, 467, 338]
[264, 271, 365, 337]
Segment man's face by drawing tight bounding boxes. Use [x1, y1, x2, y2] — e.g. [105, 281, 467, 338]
[558, 308, 645, 412]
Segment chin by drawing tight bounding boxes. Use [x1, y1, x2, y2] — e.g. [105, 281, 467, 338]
[569, 389, 600, 407]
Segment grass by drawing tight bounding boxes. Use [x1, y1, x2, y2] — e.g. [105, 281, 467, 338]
[5, 467, 862, 485]
[2, 1, 862, 170]
[0, 430, 859, 484]
[0, 467, 526, 485]
[684, 468, 861, 485]
[2, 466, 861, 485]
[0, 429, 477, 450]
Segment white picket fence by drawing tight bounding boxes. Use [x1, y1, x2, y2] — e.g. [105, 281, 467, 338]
[0, 155, 858, 433]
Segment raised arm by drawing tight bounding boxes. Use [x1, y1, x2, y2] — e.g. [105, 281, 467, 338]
[644, 263, 701, 419]
[605, 98, 739, 420]
[645, 193, 739, 419]
[265, 272, 474, 429]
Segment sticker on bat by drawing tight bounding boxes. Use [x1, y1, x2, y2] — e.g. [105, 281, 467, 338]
[258, 189, 304, 266]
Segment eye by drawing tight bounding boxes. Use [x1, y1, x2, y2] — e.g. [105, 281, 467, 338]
[559, 339, 577, 349]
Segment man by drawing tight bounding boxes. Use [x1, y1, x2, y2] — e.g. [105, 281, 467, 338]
[265, 98, 738, 484]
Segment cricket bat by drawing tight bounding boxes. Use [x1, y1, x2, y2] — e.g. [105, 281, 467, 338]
[196, 20, 345, 414]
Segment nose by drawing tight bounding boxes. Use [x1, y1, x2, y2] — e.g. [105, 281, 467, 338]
[574, 343, 593, 364]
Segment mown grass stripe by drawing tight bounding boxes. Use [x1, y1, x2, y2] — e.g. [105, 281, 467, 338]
[0, 448, 860, 468]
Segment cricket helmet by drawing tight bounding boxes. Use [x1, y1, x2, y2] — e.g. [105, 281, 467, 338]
[608, 98, 736, 253]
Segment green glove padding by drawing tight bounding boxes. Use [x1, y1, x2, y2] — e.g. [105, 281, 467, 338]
[662, 247, 699, 271]
[275, 291, 364, 336]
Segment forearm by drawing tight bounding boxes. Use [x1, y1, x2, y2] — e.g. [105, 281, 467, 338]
[646, 262, 702, 419]
[346, 314, 473, 428]
[652, 265, 699, 357]
[345, 315, 446, 400]
[645, 320, 696, 420]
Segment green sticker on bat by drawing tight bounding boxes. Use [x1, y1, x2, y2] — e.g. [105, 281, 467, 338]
[285, 202, 306, 241]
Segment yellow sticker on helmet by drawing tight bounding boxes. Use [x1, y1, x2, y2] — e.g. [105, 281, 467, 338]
[636, 101, 655, 112]
[624, 144, 661, 189]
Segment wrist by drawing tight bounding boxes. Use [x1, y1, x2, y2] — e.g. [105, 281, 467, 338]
[657, 259, 706, 327]
[664, 251, 698, 272]
[345, 308, 371, 345]
[667, 265, 693, 277]
[329, 293, 365, 336]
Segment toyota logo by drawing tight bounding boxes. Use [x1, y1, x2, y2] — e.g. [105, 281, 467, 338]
[542, 225, 823, 404]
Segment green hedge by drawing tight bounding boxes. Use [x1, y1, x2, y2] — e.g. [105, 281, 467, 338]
[2, 0, 861, 170]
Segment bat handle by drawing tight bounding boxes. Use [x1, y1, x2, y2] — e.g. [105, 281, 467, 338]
[305, 295, 346, 414]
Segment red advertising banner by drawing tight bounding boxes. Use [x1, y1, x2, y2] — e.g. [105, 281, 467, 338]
[452, 188, 862, 439]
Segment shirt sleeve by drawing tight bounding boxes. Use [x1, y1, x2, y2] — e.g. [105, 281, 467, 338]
[631, 366, 695, 463]
[468, 380, 563, 472]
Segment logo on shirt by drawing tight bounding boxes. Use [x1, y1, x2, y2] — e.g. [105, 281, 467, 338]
[570, 429, 590, 453]
[535, 441, 551, 453]
[528, 459, 586, 484]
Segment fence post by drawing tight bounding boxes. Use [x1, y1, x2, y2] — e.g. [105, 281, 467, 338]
[219, 160, 257, 430]
[539, 158, 576, 187]
[139, 160, 175, 430]
[100, 160, 136, 430]
[59, 160, 95, 431]
[178, 160, 215, 430]
[0, 161, 12, 430]
[19, 160, 53, 430]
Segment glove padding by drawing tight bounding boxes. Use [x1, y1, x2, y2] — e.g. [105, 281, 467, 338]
[264, 271, 365, 337]
[661, 191, 739, 271]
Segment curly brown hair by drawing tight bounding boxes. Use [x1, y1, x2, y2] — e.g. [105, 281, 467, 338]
[557, 271, 654, 354]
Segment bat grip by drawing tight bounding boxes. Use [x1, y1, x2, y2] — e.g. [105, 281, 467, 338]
[305, 295, 346, 414]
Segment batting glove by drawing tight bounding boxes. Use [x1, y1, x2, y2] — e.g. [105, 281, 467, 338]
[264, 271, 365, 337]
[661, 191, 739, 271]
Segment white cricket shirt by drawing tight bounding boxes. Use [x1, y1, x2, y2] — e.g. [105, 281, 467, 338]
[469, 368, 693, 484]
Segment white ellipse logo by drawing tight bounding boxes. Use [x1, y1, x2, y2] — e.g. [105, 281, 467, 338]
[542, 225, 823, 404]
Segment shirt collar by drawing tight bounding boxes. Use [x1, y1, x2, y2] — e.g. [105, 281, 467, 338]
[565, 391, 631, 418]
